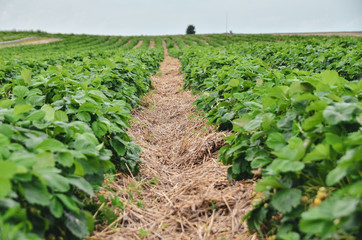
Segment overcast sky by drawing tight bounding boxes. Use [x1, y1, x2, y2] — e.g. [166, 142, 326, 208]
[0, 0, 361, 36]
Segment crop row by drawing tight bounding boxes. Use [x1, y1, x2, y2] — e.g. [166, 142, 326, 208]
[3, 31, 351, 55]
[0, 47, 163, 239]
[180, 40, 361, 239]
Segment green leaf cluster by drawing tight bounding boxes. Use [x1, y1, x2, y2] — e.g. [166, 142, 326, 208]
[0, 39, 163, 239]
[179, 40, 362, 240]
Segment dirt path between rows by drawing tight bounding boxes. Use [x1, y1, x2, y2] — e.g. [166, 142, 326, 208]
[92, 41, 256, 240]
[0, 37, 62, 48]
[149, 40, 155, 49]
[133, 40, 144, 49]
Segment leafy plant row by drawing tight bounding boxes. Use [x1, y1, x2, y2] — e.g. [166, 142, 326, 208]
[0, 48, 163, 239]
[229, 38, 362, 81]
[180, 43, 361, 240]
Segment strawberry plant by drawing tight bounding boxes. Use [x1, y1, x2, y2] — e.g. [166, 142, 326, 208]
[0, 35, 163, 239]
[179, 39, 362, 239]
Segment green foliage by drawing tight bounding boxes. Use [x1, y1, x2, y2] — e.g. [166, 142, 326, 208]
[0, 34, 163, 239]
[179, 38, 362, 239]
[186, 25, 196, 35]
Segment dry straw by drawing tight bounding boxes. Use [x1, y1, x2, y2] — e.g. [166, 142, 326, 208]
[90, 42, 258, 240]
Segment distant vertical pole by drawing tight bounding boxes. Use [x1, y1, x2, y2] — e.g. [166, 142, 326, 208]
[226, 12, 228, 33]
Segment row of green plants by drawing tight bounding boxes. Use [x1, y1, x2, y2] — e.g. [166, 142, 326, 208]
[229, 38, 362, 81]
[0, 46, 163, 239]
[179, 41, 361, 240]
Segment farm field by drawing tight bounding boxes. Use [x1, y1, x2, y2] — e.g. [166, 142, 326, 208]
[0, 31, 361, 240]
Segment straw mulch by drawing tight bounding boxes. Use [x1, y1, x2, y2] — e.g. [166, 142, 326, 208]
[90, 42, 258, 240]
[149, 41, 155, 49]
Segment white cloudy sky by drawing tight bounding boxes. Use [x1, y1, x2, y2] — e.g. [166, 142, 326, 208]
[0, 0, 361, 35]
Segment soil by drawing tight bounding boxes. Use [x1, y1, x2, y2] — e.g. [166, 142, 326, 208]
[0, 37, 62, 48]
[90, 41, 257, 240]
[149, 41, 156, 49]
[133, 40, 144, 49]
[123, 39, 132, 47]
[202, 40, 209, 46]
[182, 41, 189, 47]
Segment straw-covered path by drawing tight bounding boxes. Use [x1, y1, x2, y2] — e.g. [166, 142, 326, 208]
[92, 42, 257, 240]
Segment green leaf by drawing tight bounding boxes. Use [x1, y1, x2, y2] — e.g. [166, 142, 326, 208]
[37, 139, 65, 152]
[271, 189, 302, 214]
[303, 144, 330, 162]
[325, 133, 343, 153]
[267, 159, 304, 173]
[64, 211, 89, 238]
[84, 210, 95, 234]
[110, 138, 126, 156]
[50, 197, 64, 218]
[346, 132, 362, 145]
[303, 112, 323, 130]
[33, 152, 55, 169]
[56, 194, 79, 213]
[320, 70, 343, 86]
[25, 110, 46, 121]
[22, 178, 51, 206]
[278, 232, 300, 240]
[337, 180, 362, 197]
[41, 104, 55, 121]
[88, 90, 108, 101]
[266, 132, 286, 150]
[267, 86, 287, 99]
[79, 102, 98, 113]
[256, 176, 286, 192]
[300, 196, 359, 237]
[0, 99, 15, 108]
[73, 133, 99, 156]
[0, 179, 12, 199]
[14, 104, 34, 115]
[0, 161, 17, 198]
[273, 138, 305, 161]
[244, 115, 263, 131]
[0, 125, 13, 139]
[56, 152, 74, 167]
[277, 111, 296, 130]
[67, 176, 94, 196]
[357, 112, 362, 125]
[233, 115, 252, 129]
[220, 112, 235, 123]
[21, 69, 32, 83]
[74, 161, 85, 176]
[54, 110, 68, 122]
[0, 133, 10, 146]
[306, 100, 327, 112]
[76, 112, 91, 122]
[37, 168, 70, 192]
[323, 103, 358, 125]
[326, 166, 347, 186]
[13, 86, 29, 98]
[91, 121, 109, 138]
[228, 79, 239, 87]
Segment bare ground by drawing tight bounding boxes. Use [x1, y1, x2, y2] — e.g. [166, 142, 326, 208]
[133, 40, 144, 49]
[123, 39, 132, 47]
[182, 41, 189, 47]
[90, 41, 257, 240]
[149, 41, 156, 49]
[0, 37, 62, 48]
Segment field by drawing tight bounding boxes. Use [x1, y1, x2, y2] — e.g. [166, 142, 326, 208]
[0, 31, 361, 240]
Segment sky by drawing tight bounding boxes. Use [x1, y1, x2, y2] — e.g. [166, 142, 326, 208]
[0, 0, 361, 36]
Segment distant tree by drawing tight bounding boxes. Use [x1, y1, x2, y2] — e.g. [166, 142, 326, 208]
[186, 25, 196, 35]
